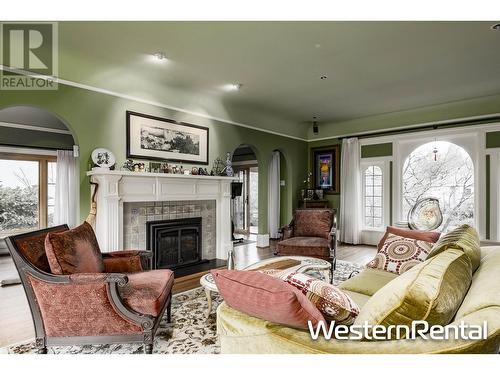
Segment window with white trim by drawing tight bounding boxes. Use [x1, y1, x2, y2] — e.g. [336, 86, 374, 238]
[363, 165, 384, 228]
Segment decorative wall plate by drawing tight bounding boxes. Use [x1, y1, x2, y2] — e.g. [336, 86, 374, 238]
[91, 148, 116, 169]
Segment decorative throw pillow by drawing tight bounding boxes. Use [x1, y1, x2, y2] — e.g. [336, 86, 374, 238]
[377, 226, 441, 250]
[211, 269, 325, 329]
[45, 222, 104, 275]
[355, 249, 472, 339]
[427, 224, 481, 273]
[282, 272, 359, 325]
[368, 233, 433, 275]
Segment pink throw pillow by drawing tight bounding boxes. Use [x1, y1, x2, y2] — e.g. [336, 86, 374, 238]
[45, 222, 104, 275]
[211, 269, 325, 329]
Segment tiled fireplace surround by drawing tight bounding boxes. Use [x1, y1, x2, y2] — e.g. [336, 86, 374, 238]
[123, 200, 216, 260]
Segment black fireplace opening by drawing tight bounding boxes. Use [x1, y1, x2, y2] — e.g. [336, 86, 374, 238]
[147, 217, 208, 270]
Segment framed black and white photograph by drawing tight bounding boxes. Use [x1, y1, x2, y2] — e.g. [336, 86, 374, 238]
[126, 111, 209, 164]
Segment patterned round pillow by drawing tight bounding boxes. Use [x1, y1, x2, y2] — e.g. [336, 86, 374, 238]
[367, 233, 433, 275]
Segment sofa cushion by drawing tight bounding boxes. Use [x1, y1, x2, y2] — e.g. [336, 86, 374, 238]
[354, 249, 473, 338]
[340, 267, 398, 296]
[427, 224, 481, 272]
[45, 222, 104, 275]
[281, 272, 359, 324]
[119, 269, 174, 317]
[343, 290, 371, 309]
[277, 237, 329, 258]
[211, 269, 325, 329]
[367, 233, 433, 275]
[378, 226, 441, 250]
[294, 209, 332, 239]
[454, 246, 500, 320]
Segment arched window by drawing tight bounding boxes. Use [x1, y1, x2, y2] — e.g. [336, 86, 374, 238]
[402, 141, 474, 232]
[364, 165, 383, 228]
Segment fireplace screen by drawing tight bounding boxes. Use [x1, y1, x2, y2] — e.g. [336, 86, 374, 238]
[147, 217, 202, 269]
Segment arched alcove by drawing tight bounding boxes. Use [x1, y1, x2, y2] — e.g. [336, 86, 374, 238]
[0, 105, 78, 237]
[402, 141, 474, 232]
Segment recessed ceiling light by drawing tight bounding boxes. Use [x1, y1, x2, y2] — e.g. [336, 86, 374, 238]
[223, 83, 243, 91]
[320, 75, 328, 80]
[315, 44, 321, 48]
[153, 51, 167, 61]
[491, 23, 500, 30]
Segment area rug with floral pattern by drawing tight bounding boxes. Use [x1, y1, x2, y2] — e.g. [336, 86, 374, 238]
[3, 260, 363, 354]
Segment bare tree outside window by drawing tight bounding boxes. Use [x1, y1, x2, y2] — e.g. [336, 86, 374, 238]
[402, 141, 474, 232]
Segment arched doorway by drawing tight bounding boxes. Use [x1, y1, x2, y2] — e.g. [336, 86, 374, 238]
[231, 145, 259, 236]
[402, 141, 474, 232]
[0, 105, 77, 239]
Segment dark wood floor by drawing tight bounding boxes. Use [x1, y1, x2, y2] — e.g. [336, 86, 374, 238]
[0, 238, 376, 347]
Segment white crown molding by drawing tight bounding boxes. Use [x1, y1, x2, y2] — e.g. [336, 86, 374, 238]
[0, 121, 72, 135]
[0, 65, 307, 142]
[308, 113, 500, 143]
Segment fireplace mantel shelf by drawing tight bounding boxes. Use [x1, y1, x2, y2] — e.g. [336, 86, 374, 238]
[87, 168, 238, 181]
[87, 167, 234, 258]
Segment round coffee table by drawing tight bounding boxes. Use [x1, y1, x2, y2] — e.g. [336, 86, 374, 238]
[199, 272, 218, 319]
[199, 255, 332, 319]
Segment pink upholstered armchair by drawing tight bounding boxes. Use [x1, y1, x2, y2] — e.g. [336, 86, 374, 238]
[6, 225, 173, 354]
[276, 209, 337, 275]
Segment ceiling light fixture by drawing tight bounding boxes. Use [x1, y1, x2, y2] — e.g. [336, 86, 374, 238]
[320, 75, 328, 80]
[153, 51, 167, 61]
[223, 83, 243, 91]
[491, 23, 500, 30]
[313, 116, 319, 135]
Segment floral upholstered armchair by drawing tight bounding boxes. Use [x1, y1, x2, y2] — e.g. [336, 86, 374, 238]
[6, 223, 174, 354]
[276, 209, 337, 275]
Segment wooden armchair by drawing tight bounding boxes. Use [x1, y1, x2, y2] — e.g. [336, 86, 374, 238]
[6, 225, 173, 354]
[276, 209, 337, 276]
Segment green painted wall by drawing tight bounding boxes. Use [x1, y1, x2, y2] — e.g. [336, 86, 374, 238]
[486, 155, 491, 240]
[0, 85, 307, 235]
[486, 131, 500, 149]
[361, 143, 393, 158]
[308, 94, 500, 139]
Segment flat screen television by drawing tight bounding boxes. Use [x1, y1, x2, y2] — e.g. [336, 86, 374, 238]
[231, 182, 243, 199]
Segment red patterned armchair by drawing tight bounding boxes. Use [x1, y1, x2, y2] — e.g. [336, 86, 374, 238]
[6, 225, 173, 354]
[276, 209, 337, 274]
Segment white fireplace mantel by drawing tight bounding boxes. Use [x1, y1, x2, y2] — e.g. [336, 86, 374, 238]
[87, 168, 237, 259]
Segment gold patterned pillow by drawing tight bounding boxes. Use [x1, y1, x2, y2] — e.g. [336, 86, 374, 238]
[367, 233, 433, 275]
[280, 272, 359, 325]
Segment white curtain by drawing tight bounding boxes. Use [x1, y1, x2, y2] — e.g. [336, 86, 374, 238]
[54, 150, 79, 228]
[268, 151, 281, 239]
[339, 138, 361, 244]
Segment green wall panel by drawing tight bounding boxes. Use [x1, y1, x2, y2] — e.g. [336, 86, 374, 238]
[486, 131, 500, 149]
[0, 85, 307, 235]
[486, 155, 490, 240]
[361, 143, 393, 158]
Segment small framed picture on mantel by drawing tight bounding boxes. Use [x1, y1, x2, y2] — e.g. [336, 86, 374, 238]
[126, 111, 209, 164]
[311, 145, 340, 194]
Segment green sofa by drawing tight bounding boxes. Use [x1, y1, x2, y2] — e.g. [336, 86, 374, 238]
[217, 245, 500, 353]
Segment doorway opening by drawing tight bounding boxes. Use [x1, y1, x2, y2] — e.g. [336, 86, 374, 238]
[231, 145, 258, 236]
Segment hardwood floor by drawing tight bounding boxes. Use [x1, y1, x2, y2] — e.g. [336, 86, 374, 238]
[0, 238, 376, 348]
